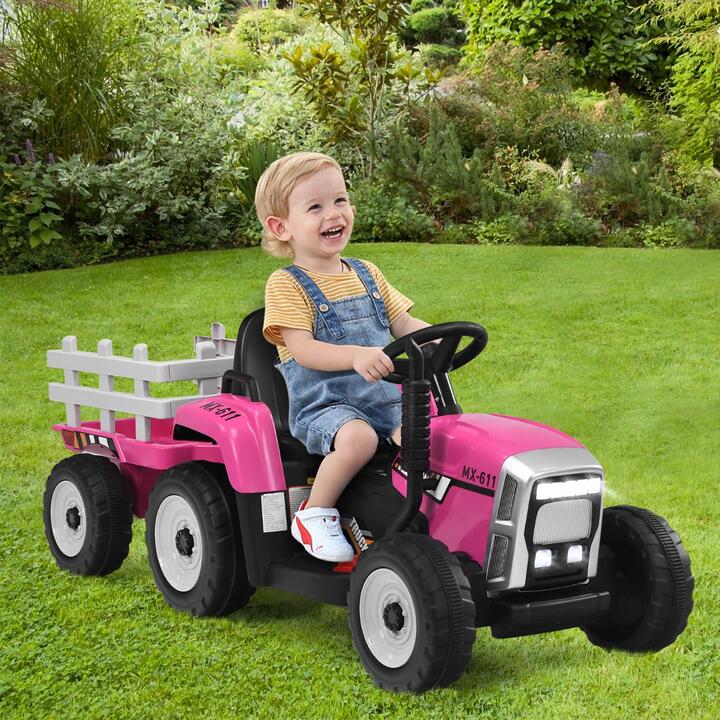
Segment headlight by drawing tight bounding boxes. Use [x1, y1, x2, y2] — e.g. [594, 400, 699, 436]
[536, 476, 602, 500]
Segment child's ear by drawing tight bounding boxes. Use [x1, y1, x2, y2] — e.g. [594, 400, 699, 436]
[266, 216, 290, 240]
[351, 205, 356, 218]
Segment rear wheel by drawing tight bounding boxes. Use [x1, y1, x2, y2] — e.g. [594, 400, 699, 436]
[348, 533, 476, 692]
[145, 462, 254, 616]
[583, 505, 694, 652]
[44, 454, 133, 576]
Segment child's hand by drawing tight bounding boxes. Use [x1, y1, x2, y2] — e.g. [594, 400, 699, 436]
[352, 347, 395, 383]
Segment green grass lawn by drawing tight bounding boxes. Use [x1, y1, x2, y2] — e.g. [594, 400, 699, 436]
[1, 244, 718, 719]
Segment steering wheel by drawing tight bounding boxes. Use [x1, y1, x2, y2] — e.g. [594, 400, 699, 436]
[381, 322, 488, 384]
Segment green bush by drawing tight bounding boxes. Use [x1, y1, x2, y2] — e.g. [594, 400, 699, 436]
[381, 106, 514, 224]
[208, 34, 267, 78]
[0, 0, 143, 161]
[349, 179, 435, 244]
[0, 155, 64, 269]
[516, 175, 603, 246]
[232, 8, 310, 50]
[431, 223, 475, 244]
[418, 43, 462, 70]
[669, 44, 720, 166]
[410, 0, 436, 11]
[460, 0, 669, 92]
[409, 8, 451, 44]
[472, 214, 532, 244]
[436, 45, 601, 166]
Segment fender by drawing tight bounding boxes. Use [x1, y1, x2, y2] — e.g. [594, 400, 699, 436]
[174, 394, 285, 493]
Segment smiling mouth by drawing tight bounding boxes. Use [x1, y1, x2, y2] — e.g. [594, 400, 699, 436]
[320, 226, 344, 239]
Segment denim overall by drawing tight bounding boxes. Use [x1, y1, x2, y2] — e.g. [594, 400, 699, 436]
[276, 258, 402, 456]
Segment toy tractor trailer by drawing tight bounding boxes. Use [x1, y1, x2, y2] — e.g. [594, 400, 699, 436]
[44, 314, 694, 692]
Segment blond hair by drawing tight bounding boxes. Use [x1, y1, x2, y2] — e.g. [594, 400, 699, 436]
[254, 151, 342, 258]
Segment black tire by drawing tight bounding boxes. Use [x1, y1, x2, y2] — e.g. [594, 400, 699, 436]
[44, 453, 133, 576]
[348, 533, 476, 692]
[583, 505, 694, 652]
[145, 461, 255, 617]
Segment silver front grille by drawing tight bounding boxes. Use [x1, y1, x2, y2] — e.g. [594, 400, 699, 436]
[533, 499, 592, 544]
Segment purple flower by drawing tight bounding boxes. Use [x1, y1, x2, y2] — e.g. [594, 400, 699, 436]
[48, 153, 56, 165]
[13, 154, 21, 166]
[26, 139, 35, 163]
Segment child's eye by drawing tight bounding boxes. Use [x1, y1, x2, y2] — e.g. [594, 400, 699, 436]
[308, 204, 320, 211]
[336, 197, 347, 204]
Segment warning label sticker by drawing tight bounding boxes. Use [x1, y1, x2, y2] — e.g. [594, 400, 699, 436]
[261, 492, 287, 533]
[288, 486, 312, 518]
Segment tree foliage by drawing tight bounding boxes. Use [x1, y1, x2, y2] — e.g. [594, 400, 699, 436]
[285, 0, 437, 175]
[459, 0, 669, 91]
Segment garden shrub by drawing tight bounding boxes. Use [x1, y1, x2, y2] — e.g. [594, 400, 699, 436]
[431, 223, 475, 244]
[410, 0, 436, 11]
[0, 0, 143, 162]
[349, 179, 435, 244]
[226, 27, 334, 156]
[0, 154, 64, 271]
[460, 0, 669, 92]
[232, 8, 311, 51]
[381, 106, 513, 224]
[418, 44, 462, 71]
[516, 175, 603, 246]
[209, 34, 266, 78]
[409, 8, 452, 44]
[669, 44, 720, 166]
[436, 46, 601, 166]
[472, 214, 532, 244]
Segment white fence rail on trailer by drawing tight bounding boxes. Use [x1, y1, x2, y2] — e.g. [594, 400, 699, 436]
[48, 322, 237, 442]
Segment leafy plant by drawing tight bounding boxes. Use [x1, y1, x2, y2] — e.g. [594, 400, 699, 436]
[418, 43, 462, 71]
[381, 105, 513, 224]
[0, 0, 143, 161]
[645, 1, 720, 165]
[436, 45, 601, 166]
[460, 0, 670, 92]
[349, 178, 435, 243]
[285, 0, 438, 175]
[0, 150, 63, 255]
[232, 7, 310, 51]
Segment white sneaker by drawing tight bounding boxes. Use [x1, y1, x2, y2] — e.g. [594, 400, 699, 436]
[291, 501, 355, 562]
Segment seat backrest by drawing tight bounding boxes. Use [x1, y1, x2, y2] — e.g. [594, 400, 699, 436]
[233, 307, 290, 434]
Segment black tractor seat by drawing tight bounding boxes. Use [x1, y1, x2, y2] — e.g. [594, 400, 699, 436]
[221, 308, 321, 464]
[221, 308, 397, 471]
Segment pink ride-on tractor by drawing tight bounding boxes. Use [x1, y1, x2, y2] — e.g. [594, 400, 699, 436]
[44, 312, 694, 692]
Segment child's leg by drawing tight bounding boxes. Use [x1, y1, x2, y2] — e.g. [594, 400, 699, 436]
[306, 419, 379, 508]
[390, 425, 401, 446]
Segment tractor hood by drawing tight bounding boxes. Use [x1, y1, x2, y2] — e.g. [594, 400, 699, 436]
[428, 412, 583, 487]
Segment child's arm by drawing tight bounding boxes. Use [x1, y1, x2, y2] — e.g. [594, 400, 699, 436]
[280, 327, 394, 383]
[390, 312, 431, 340]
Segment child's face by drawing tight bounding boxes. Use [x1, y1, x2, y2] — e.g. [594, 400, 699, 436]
[267, 165, 355, 264]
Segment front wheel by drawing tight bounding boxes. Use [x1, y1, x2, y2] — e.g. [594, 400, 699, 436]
[145, 462, 255, 617]
[583, 505, 694, 652]
[348, 533, 476, 692]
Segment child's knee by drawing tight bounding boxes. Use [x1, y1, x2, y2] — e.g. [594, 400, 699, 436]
[333, 419, 378, 458]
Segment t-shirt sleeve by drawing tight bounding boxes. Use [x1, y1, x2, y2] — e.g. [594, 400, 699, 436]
[362, 260, 414, 324]
[263, 270, 314, 347]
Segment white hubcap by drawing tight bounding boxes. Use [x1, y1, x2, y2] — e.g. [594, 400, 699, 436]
[155, 495, 203, 592]
[359, 568, 418, 668]
[50, 480, 87, 557]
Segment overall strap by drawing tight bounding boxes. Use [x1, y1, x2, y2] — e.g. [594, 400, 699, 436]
[343, 258, 390, 328]
[282, 264, 346, 340]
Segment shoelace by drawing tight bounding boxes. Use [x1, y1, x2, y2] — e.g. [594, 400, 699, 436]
[322, 516, 342, 537]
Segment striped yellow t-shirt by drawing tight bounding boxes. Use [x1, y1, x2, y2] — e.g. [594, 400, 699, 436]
[263, 258, 413, 362]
